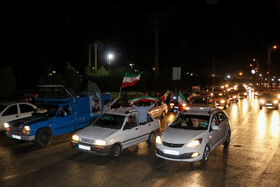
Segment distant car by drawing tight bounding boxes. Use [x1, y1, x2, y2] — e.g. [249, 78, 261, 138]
[0, 102, 36, 131]
[253, 88, 263, 98]
[156, 107, 231, 163]
[148, 101, 168, 118]
[71, 107, 160, 157]
[212, 92, 231, 109]
[228, 91, 239, 103]
[238, 89, 247, 99]
[259, 92, 279, 109]
[186, 96, 216, 109]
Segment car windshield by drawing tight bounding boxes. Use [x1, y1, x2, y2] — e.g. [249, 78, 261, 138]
[93, 114, 125, 129]
[262, 93, 276, 98]
[170, 114, 210, 130]
[33, 104, 58, 117]
[0, 105, 7, 113]
[191, 97, 211, 104]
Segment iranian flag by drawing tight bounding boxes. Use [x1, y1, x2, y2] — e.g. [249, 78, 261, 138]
[161, 90, 170, 100]
[121, 72, 142, 88]
[178, 90, 187, 112]
[129, 96, 158, 104]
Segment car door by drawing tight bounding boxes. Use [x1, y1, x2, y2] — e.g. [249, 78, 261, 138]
[137, 114, 155, 142]
[217, 111, 229, 142]
[149, 102, 159, 118]
[19, 104, 35, 119]
[208, 114, 224, 150]
[1, 104, 19, 125]
[121, 114, 142, 148]
[52, 105, 75, 136]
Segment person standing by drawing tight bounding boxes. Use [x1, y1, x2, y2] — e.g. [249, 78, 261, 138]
[103, 96, 120, 113]
[132, 101, 155, 124]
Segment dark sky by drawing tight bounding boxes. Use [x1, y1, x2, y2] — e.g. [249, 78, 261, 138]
[1, 0, 280, 77]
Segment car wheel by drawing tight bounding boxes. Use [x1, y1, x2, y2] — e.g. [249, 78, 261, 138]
[110, 144, 122, 158]
[224, 131, 231, 146]
[147, 132, 156, 145]
[34, 128, 52, 148]
[260, 106, 262, 109]
[201, 145, 210, 164]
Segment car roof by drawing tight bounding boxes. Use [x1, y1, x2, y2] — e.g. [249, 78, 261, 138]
[106, 107, 138, 116]
[0, 102, 36, 107]
[182, 107, 220, 116]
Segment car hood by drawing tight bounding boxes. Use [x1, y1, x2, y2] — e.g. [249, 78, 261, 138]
[161, 127, 206, 144]
[75, 126, 118, 140]
[9, 116, 49, 128]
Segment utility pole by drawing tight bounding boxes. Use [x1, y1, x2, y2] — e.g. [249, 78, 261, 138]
[95, 43, 98, 70]
[88, 43, 92, 67]
[150, 12, 165, 77]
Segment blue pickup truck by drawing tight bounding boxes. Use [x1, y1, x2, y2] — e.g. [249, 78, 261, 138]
[5, 85, 111, 147]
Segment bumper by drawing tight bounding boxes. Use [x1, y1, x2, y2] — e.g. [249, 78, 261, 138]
[155, 144, 204, 162]
[6, 132, 35, 141]
[260, 103, 278, 108]
[71, 140, 113, 156]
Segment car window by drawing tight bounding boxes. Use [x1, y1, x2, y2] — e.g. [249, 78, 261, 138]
[147, 114, 154, 122]
[124, 115, 137, 129]
[19, 104, 35, 113]
[3, 105, 18, 116]
[217, 112, 226, 122]
[0, 105, 7, 113]
[94, 114, 125, 129]
[170, 114, 209, 130]
[210, 115, 219, 129]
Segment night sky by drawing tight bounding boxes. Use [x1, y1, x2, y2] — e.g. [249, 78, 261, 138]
[2, 0, 280, 77]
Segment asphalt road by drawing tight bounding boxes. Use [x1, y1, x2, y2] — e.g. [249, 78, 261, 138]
[1, 97, 280, 187]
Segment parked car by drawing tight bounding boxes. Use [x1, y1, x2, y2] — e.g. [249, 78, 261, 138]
[71, 107, 161, 157]
[259, 92, 279, 109]
[228, 90, 239, 103]
[212, 92, 231, 109]
[148, 101, 168, 118]
[156, 107, 231, 163]
[0, 102, 36, 131]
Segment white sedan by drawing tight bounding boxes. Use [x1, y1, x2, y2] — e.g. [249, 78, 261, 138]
[148, 101, 168, 118]
[71, 107, 160, 157]
[156, 107, 231, 163]
[0, 102, 37, 131]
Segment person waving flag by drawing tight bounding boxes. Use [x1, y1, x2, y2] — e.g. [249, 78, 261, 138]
[178, 90, 187, 112]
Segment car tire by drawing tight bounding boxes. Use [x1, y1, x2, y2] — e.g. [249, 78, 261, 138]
[223, 131, 231, 147]
[260, 106, 262, 109]
[147, 132, 156, 145]
[201, 145, 210, 164]
[110, 144, 122, 158]
[34, 128, 52, 148]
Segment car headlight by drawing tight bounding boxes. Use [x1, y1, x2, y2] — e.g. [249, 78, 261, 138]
[24, 126, 30, 131]
[185, 139, 202, 147]
[182, 103, 186, 107]
[278, 95, 280, 99]
[170, 103, 174, 106]
[72, 135, 80, 141]
[274, 100, 278, 104]
[260, 100, 265, 104]
[244, 93, 247, 95]
[220, 100, 225, 103]
[156, 136, 162, 144]
[185, 107, 190, 110]
[233, 96, 236, 98]
[94, 139, 107, 146]
[4, 123, 9, 128]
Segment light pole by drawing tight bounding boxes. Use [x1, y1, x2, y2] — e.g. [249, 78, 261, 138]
[268, 45, 277, 75]
[107, 54, 114, 71]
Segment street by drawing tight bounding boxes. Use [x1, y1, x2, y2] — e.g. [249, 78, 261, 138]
[1, 97, 280, 186]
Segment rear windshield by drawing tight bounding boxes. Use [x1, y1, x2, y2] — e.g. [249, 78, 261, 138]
[170, 114, 210, 130]
[93, 114, 125, 129]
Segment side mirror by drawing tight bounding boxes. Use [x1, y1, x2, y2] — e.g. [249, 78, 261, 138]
[167, 122, 171, 126]
[212, 126, 219, 131]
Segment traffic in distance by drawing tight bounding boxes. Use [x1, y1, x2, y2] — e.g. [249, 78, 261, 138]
[1, 82, 279, 164]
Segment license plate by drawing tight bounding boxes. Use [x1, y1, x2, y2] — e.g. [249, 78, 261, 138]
[78, 144, 91, 151]
[163, 149, 179, 155]
[266, 103, 272, 106]
[12, 135, 21, 140]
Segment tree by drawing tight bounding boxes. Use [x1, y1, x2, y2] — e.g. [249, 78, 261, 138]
[0, 67, 16, 98]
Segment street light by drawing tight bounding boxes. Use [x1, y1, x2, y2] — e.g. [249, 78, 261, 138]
[129, 63, 134, 70]
[268, 45, 277, 74]
[107, 54, 114, 71]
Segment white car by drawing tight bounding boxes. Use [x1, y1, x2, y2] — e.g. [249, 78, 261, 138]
[71, 107, 160, 157]
[148, 101, 168, 118]
[0, 102, 37, 131]
[156, 107, 231, 163]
